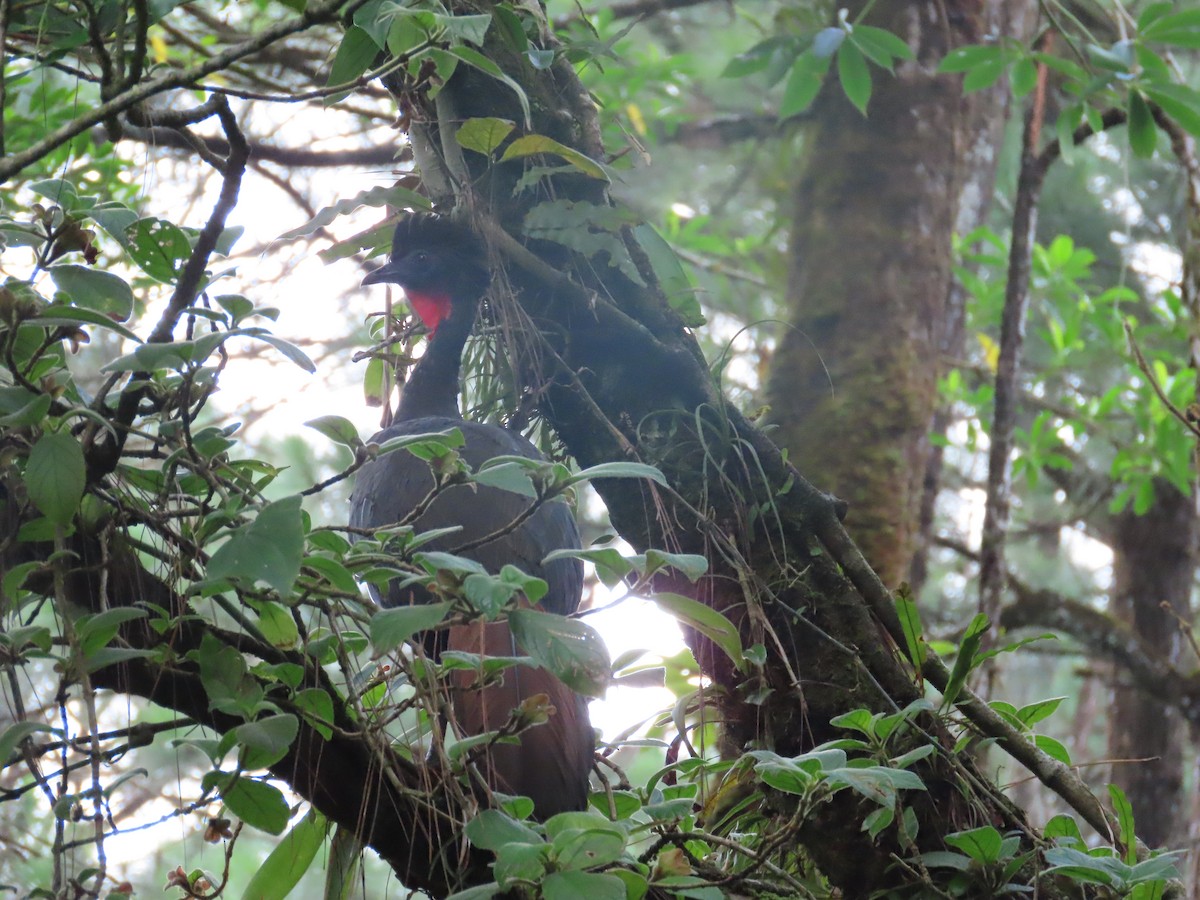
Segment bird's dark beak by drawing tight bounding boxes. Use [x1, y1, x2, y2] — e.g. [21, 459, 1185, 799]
[362, 261, 402, 287]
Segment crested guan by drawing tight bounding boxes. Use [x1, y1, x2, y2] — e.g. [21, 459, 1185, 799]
[351, 213, 594, 818]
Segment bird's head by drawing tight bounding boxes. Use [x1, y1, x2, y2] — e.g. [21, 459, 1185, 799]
[361, 213, 491, 335]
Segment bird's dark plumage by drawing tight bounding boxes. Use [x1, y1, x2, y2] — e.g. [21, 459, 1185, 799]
[351, 214, 593, 817]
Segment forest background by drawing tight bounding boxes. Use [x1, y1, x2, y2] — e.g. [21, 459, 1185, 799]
[3, 0, 1200, 897]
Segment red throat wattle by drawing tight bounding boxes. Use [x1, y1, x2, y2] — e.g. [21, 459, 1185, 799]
[407, 291, 453, 335]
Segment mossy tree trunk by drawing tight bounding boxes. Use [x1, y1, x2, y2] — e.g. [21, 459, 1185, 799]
[766, 0, 1033, 588]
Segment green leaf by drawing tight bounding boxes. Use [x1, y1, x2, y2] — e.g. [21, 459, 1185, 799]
[541, 871, 626, 900]
[938, 44, 1004, 73]
[894, 587, 926, 669]
[277, 185, 428, 242]
[0, 390, 51, 427]
[370, 602, 453, 654]
[945, 825, 1003, 864]
[221, 776, 291, 835]
[1109, 783, 1136, 863]
[1140, 8, 1200, 44]
[248, 599, 300, 649]
[632, 223, 704, 327]
[24, 431, 85, 526]
[464, 809, 542, 850]
[780, 52, 830, 119]
[36, 303, 142, 343]
[1127, 91, 1157, 157]
[940, 613, 989, 709]
[1009, 56, 1037, 97]
[47, 264, 133, 318]
[293, 688, 335, 740]
[239, 807, 327, 900]
[962, 57, 1006, 92]
[642, 549, 708, 582]
[325, 26, 380, 103]
[650, 592, 743, 670]
[1142, 84, 1200, 139]
[508, 608, 610, 698]
[542, 547, 633, 588]
[1034, 733, 1072, 764]
[547, 814, 626, 871]
[456, 117, 516, 155]
[233, 714, 299, 771]
[207, 495, 305, 595]
[501, 134, 608, 182]
[433, 12, 492, 45]
[305, 416, 363, 449]
[849, 25, 914, 68]
[0, 721, 57, 765]
[76, 607, 147, 659]
[126, 217, 192, 283]
[1015, 696, 1065, 728]
[836, 41, 871, 115]
[567, 461, 667, 487]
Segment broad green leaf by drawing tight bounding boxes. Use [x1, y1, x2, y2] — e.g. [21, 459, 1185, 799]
[456, 117, 516, 155]
[249, 599, 300, 649]
[1034, 733, 1071, 764]
[126, 217, 192, 283]
[221, 776, 291, 835]
[1015, 696, 1065, 728]
[464, 808, 542, 850]
[48, 264, 133, 318]
[962, 57, 1005, 92]
[945, 825, 1003, 864]
[36, 303, 142, 343]
[370, 602, 453, 654]
[207, 495, 305, 595]
[293, 688, 335, 740]
[325, 26, 381, 104]
[240, 807, 327, 900]
[1142, 84, 1200, 139]
[642, 549, 708, 582]
[567, 461, 667, 487]
[1009, 56, 1037, 97]
[650, 592, 743, 670]
[938, 44, 1003, 73]
[305, 415, 363, 449]
[780, 52, 830, 119]
[836, 41, 871, 114]
[24, 431, 85, 526]
[0, 721, 57, 765]
[508, 608, 610, 698]
[541, 871, 626, 900]
[542, 547, 633, 588]
[432, 12, 491, 45]
[76, 607, 148, 659]
[501, 134, 608, 181]
[1127, 91, 1157, 157]
[632, 223, 704, 327]
[233, 714, 299, 770]
[850, 25, 914, 68]
[0, 390, 51, 427]
[278, 185, 428, 241]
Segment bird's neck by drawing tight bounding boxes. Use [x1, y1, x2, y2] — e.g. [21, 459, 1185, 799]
[396, 297, 475, 421]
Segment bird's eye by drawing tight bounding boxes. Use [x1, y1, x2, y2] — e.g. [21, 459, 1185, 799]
[411, 250, 431, 265]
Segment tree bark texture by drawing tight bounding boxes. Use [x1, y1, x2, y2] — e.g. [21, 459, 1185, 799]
[767, 0, 1034, 589]
[1110, 481, 1197, 849]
